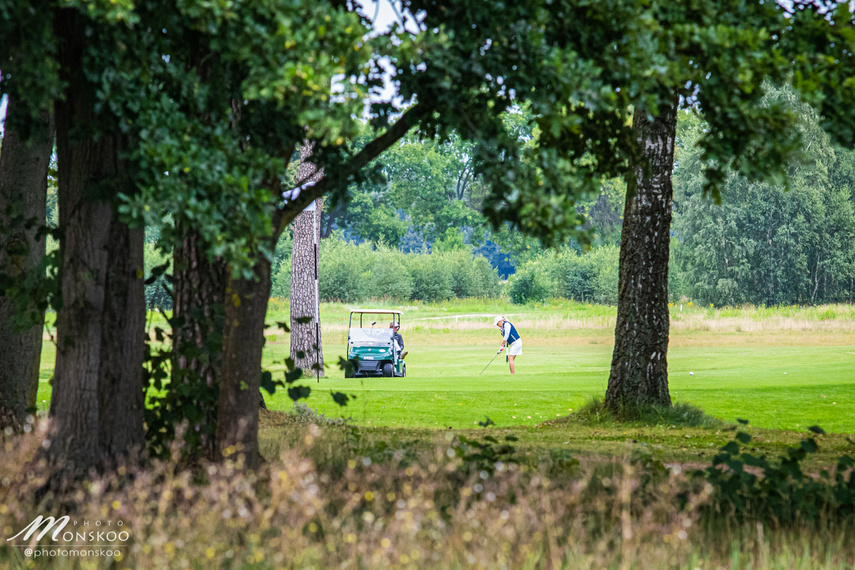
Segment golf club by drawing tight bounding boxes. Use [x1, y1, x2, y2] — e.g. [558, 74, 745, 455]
[478, 347, 504, 376]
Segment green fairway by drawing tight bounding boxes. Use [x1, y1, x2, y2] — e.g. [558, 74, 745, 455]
[259, 315, 855, 433]
[36, 300, 855, 434]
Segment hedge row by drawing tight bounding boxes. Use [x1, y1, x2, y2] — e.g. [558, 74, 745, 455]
[271, 237, 502, 303]
[145, 239, 620, 309]
[508, 245, 620, 305]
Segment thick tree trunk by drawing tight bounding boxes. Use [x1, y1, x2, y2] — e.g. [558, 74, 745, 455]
[0, 98, 53, 429]
[216, 258, 271, 468]
[51, 8, 115, 469]
[171, 230, 227, 460]
[98, 221, 146, 456]
[290, 146, 324, 378]
[215, 138, 300, 466]
[49, 8, 146, 471]
[605, 101, 678, 410]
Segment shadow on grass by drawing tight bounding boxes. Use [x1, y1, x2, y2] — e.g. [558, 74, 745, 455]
[568, 398, 728, 429]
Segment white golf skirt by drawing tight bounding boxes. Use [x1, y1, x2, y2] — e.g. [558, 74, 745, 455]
[508, 339, 522, 356]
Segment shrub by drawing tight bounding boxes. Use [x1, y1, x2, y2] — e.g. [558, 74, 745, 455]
[696, 424, 855, 526]
[367, 246, 413, 300]
[434, 251, 502, 299]
[557, 253, 597, 302]
[299, 233, 500, 303]
[588, 244, 620, 304]
[408, 253, 453, 302]
[508, 267, 549, 304]
[469, 255, 502, 298]
[443, 250, 478, 298]
[432, 227, 468, 253]
[545, 245, 620, 304]
[269, 232, 292, 299]
[319, 237, 371, 302]
[269, 259, 291, 299]
[285, 402, 345, 426]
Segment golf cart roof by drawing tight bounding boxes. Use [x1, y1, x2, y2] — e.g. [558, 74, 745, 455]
[349, 309, 402, 315]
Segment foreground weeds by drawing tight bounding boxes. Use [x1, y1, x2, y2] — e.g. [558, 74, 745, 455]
[1, 418, 854, 569]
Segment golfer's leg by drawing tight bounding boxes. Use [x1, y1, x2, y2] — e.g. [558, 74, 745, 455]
[509, 355, 515, 374]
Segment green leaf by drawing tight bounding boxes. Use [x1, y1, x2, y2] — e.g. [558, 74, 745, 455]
[337, 356, 355, 376]
[260, 371, 276, 395]
[330, 391, 352, 407]
[285, 368, 303, 383]
[144, 261, 170, 285]
[800, 438, 819, 454]
[288, 385, 311, 402]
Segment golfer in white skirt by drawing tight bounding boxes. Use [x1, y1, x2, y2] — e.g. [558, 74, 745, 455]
[494, 315, 522, 374]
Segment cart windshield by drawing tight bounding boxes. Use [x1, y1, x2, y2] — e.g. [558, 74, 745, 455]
[348, 327, 393, 346]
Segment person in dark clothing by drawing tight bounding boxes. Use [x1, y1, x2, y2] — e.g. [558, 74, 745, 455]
[389, 321, 404, 358]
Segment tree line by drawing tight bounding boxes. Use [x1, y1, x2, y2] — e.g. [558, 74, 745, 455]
[213, 86, 855, 309]
[3, 0, 855, 476]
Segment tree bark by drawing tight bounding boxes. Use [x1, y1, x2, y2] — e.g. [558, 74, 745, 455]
[605, 101, 678, 410]
[50, 7, 146, 470]
[98, 220, 146, 457]
[171, 229, 227, 460]
[216, 257, 271, 469]
[0, 97, 53, 429]
[290, 145, 324, 378]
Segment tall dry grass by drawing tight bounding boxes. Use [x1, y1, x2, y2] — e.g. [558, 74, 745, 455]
[2, 419, 854, 568]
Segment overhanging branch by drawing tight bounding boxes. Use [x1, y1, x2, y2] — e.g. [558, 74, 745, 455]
[274, 103, 430, 233]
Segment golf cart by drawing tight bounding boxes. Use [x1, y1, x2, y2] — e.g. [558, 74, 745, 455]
[345, 309, 406, 378]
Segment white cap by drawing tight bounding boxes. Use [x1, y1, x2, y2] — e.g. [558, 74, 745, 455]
[493, 315, 505, 326]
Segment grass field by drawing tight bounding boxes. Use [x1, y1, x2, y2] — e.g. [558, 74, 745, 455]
[247, 300, 855, 435]
[36, 298, 855, 435]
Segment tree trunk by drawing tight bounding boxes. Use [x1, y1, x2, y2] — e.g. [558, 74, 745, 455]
[216, 257, 271, 469]
[171, 229, 227, 460]
[321, 204, 337, 238]
[50, 7, 145, 470]
[98, 220, 146, 457]
[290, 146, 324, 378]
[605, 101, 677, 410]
[0, 97, 53, 429]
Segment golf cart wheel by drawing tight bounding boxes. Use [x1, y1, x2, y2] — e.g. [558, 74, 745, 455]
[345, 360, 356, 378]
[382, 363, 394, 377]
